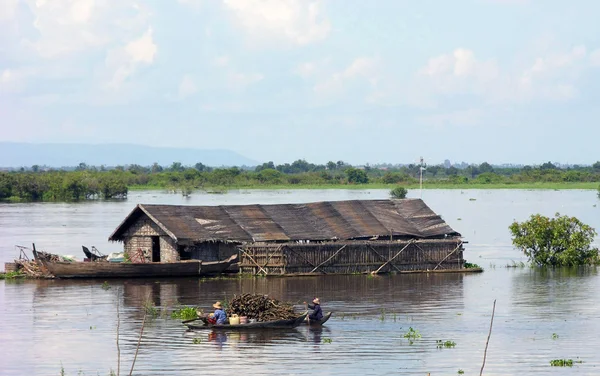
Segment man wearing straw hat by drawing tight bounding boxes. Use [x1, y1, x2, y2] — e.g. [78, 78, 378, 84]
[305, 297, 323, 321]
[206, 301, 227, 325]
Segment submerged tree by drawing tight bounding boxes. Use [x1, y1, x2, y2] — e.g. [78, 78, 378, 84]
[390, 186, 408, 199]
[509, 213, 599, 266]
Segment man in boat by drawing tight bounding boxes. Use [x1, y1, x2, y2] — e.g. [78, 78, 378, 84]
[207, 301, 227, 325]
[305, 297, 323, 321]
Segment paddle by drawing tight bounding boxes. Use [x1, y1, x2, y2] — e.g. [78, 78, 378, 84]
[182, 317, 201, 324]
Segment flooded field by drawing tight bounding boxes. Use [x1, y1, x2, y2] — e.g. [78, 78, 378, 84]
[1, 189, 599, 375]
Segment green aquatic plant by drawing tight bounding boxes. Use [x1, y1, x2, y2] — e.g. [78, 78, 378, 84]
[403, 327, 422, 345]
[101, 281, 111, 290]
[458, 370, 464, 375]
[550, 359, 573, 367]
[436, 340, 456, 348]
[464, 262, 480, 269]
[193, 338, 203, 344]
[322, 338, 333, 344]
[552, 333, 559, 340]
[506, 260, 526, 268]
[143, 300, 159, 319]
[379, 308, 386, 321]
[171, 307, 198, 320]
[0, 271, 24, 280]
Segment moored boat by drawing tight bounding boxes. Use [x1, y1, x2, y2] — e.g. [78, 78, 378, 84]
[184, 312, 308, 330]
[39, 258, 202, 279]
[201, 254, 239, 275]
[82, 246, 108, 262]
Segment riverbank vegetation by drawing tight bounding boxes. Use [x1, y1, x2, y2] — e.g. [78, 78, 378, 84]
[0, 271, 25, 280]
[1, 160, 600, 201]
[509, 213, 599, 266]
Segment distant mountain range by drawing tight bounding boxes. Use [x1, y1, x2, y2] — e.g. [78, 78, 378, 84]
[0, 142, 258, 168]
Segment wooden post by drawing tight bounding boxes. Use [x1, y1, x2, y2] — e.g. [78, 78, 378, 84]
[433, 242, 463, 271]
[310, 245, 347, 273]
[372, 240, 414, 275]
[239, 247, 269, 275]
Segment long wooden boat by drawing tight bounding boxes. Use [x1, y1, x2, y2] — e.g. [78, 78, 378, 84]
[39, 258, 202, 279]
[301, 312, 332, 326]
[184, 312, 308, 330]
[202, 254, 239, 275]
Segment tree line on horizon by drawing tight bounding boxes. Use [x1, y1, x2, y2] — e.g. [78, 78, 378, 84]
[1, 159, 600, 202]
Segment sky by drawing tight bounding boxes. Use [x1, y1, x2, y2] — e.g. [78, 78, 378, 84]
[1, 0, 600, 166]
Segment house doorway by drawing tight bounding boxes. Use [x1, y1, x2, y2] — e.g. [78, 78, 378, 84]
[151, 236, 160, 262]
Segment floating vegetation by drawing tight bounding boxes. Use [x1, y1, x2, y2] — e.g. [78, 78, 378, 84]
[0, 271, 25, 280]
[464, 262, 481, 269]
[379, 308, 386, 321]
[101, 281, 111, 290]
[403, 327, 422, 344]
[170, 307, 198, 320]
[506, 260, 526, 268]
[550, 359, 574, 367]
[143, 300, 160, 319]
[458, 370, 464, 375]
[552, 333, 559, 340]
[469, 198, 477, 201]
[193, 338, 203, 344]
[436, 340, 456, 348]
[322, 338, 333, 344]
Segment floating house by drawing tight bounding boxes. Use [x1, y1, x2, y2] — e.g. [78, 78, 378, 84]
[108, 199, 466, 275]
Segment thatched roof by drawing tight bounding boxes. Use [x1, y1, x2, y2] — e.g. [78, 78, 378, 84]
[108, 199, 461, 244]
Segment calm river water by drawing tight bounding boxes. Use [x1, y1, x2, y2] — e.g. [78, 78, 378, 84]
[1, 189, 599, 375]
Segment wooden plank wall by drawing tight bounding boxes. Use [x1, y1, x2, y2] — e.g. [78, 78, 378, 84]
[239, 239, 464, 275]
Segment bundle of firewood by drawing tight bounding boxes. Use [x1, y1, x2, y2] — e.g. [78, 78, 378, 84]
[227, 294, 296, 321]
[14, 259, 53, 278]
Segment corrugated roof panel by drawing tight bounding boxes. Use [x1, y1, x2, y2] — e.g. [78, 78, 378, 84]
[109, 199, 461, 243]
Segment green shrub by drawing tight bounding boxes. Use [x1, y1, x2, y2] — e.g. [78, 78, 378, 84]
[390, 186, 408, 199]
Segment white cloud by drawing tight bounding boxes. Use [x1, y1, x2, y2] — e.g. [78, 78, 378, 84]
[22, 0, 113, 58]
[294, 57, 330, 78]
[105, 28, 157, 90]
[416, 109, 484, 128]
[418, 48, 499, 93]
[222, 0, 330, 45]
[314, 57, 380, 95]
[525, 45, 586, 76]
[227, 71, 264, 90]
[177, 75, 198, 99]
[178, 0, 204, 9]
[0, 68, 34, 93]
[213, 56, 230, 67]
[414, 46, 590, 105]
[0, 0, 19, 21]
[591, 49, 600, 67]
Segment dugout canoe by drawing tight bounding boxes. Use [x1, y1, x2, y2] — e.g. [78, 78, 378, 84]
[201, 254, 239, 275]
[184, 312, 308, 330]
[39, 258, 202, 279]
[301, 312, 332, 326]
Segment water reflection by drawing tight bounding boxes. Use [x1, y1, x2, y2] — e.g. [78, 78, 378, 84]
[510, 266, 600, 319]
[3, 189, 600, 375]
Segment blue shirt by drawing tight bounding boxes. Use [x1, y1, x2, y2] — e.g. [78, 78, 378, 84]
[213, 308, 227, 325]
[308, 303, 323, 320]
